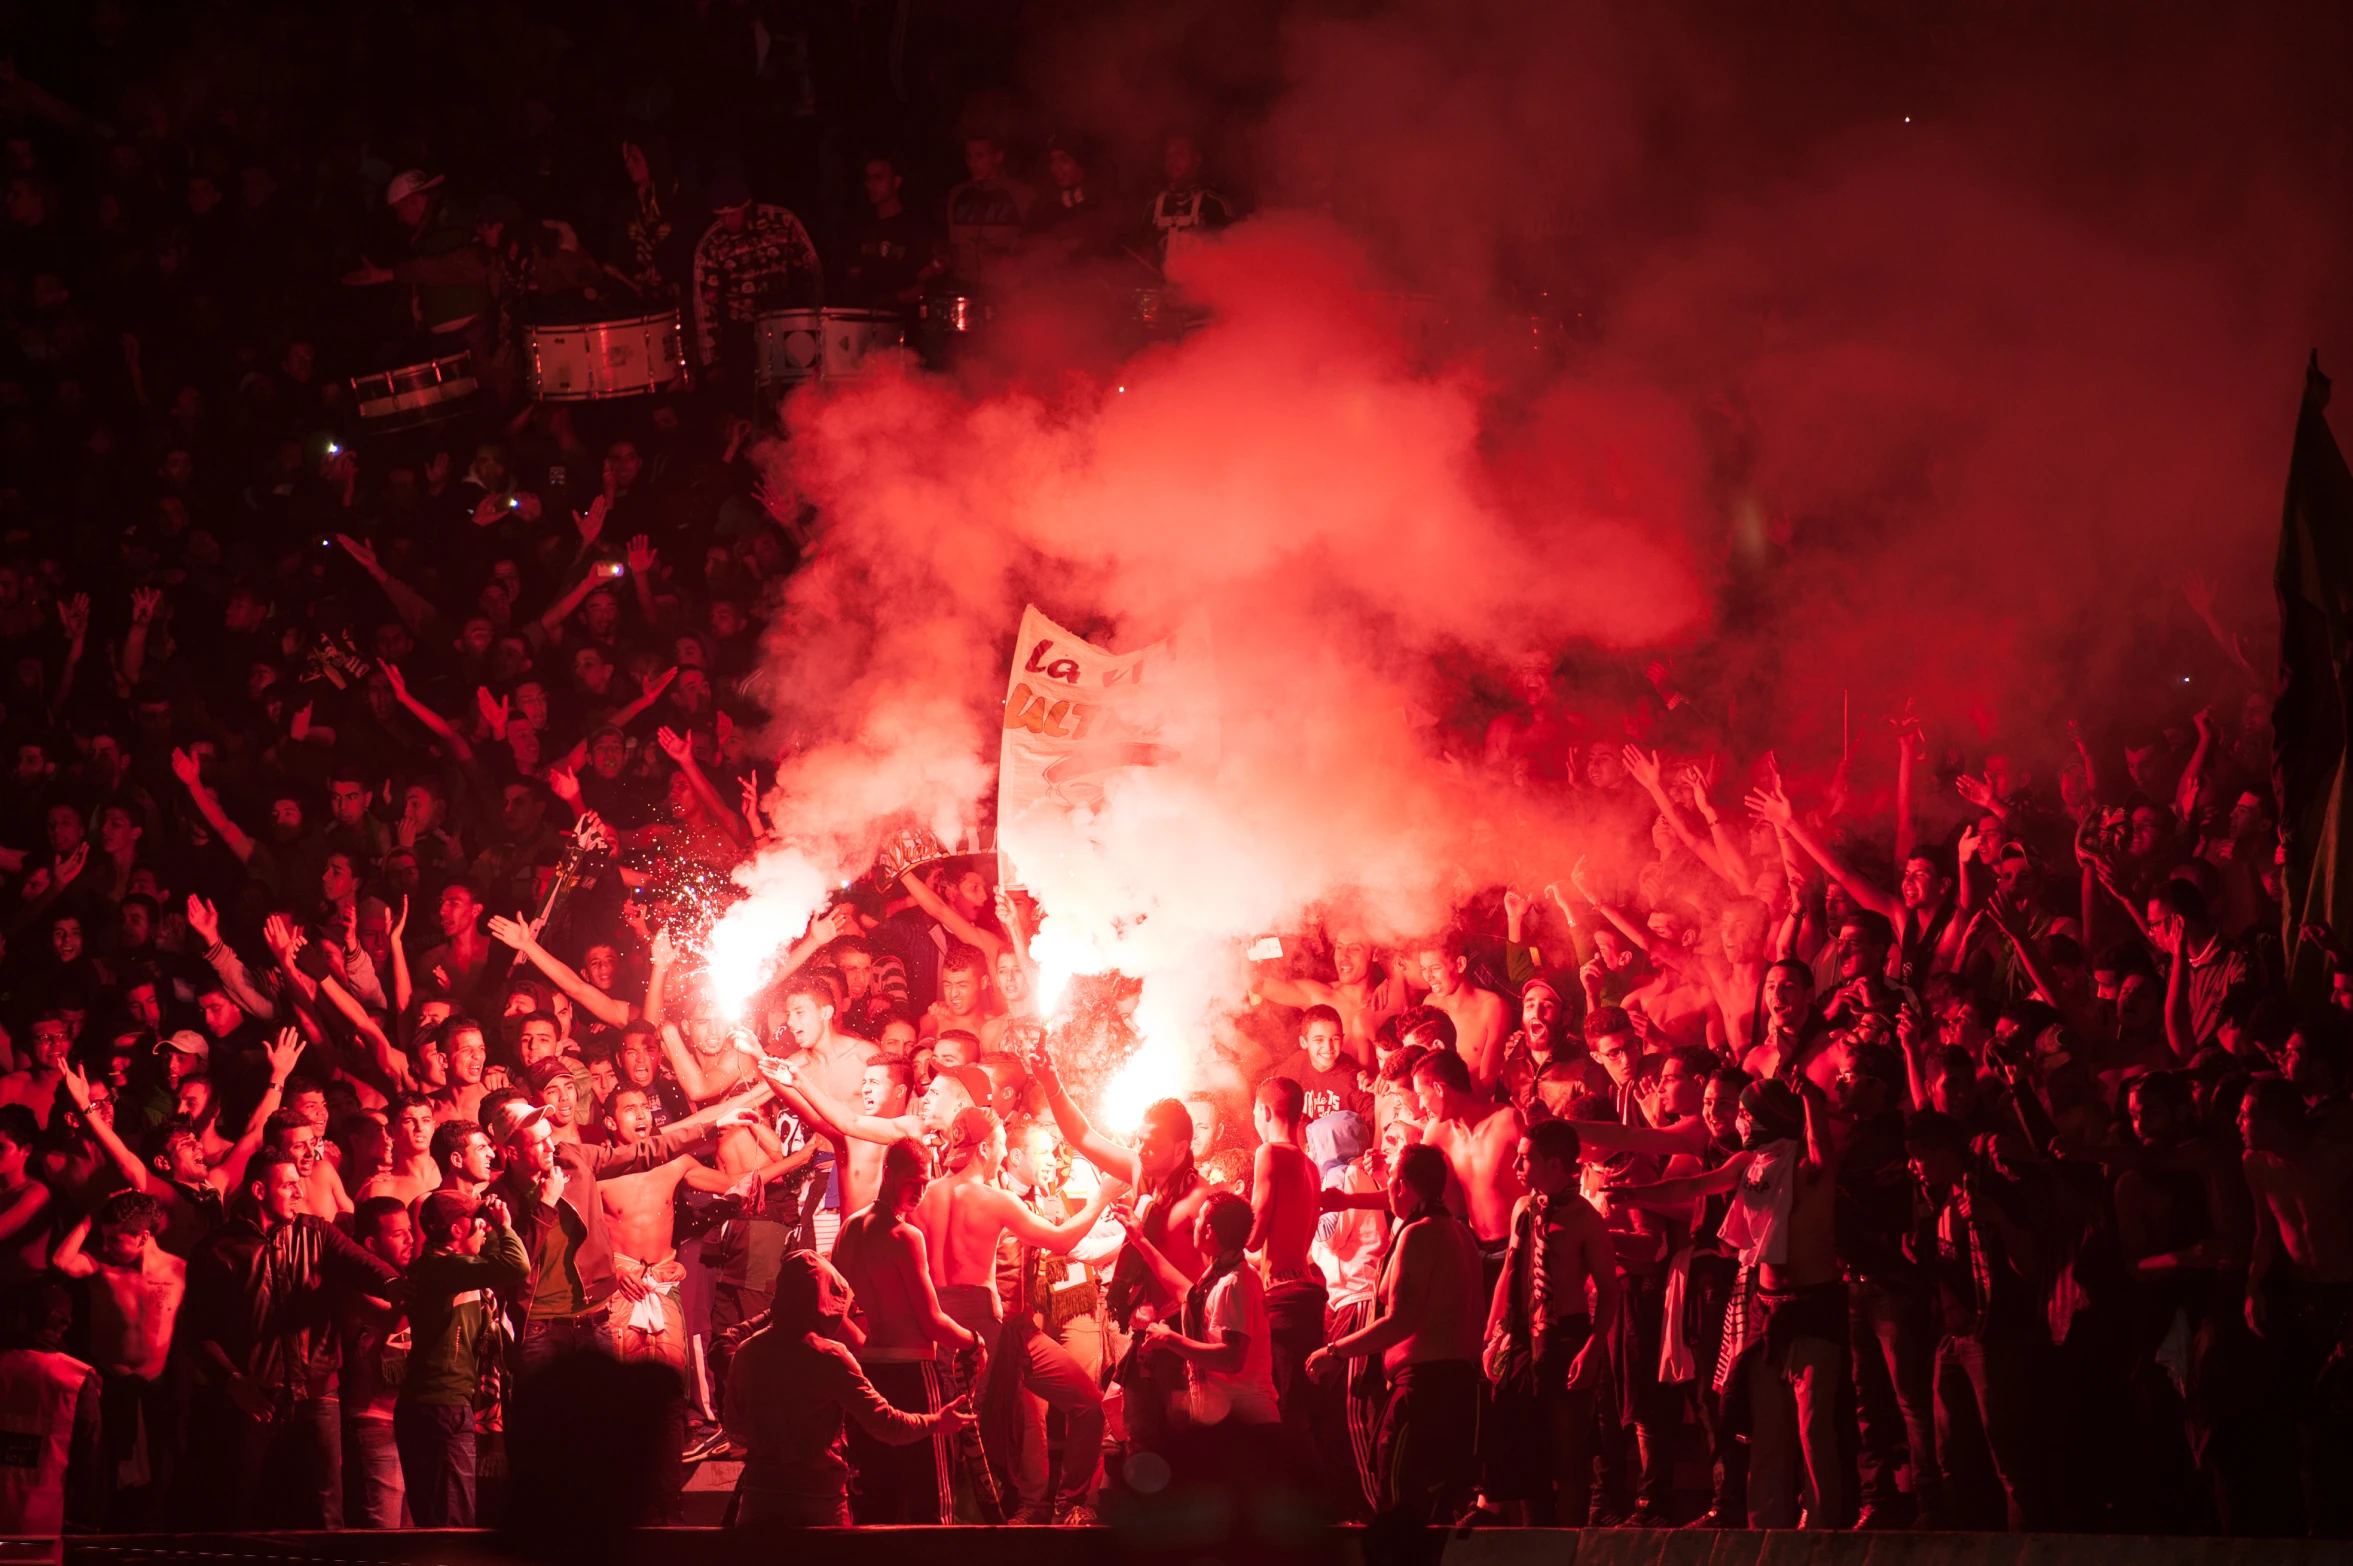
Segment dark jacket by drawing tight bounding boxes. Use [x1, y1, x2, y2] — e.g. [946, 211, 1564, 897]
[496, 1122, 719, 1318]
[187, 1212, 404, 1408]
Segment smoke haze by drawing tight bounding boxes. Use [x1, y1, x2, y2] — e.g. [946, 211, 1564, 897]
[714, 0, 2353, 1075]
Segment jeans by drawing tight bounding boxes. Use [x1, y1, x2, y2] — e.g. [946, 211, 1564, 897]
[1934, 1332, 2046, 1530]
[1746, 1334, 1844, 1528]
[345, 1416, 408, 1528]
[1851, 1275, 1941, 1516]
[514, 1313, 615, 1382]
[185, 1390, 342, 1529]
[394, 1401, 478, 1527]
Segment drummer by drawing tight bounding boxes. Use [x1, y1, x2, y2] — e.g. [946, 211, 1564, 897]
[691, 170, 822, 389]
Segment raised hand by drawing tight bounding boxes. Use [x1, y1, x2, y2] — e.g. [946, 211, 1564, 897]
[651, 928, 676, 967]
[170, 747, 203, 788]
[546, 763, 582, 805]
[621, 141, 651, 186]
[572, 494, 609, 545]
[1502, 888, 1528, 927]
[2182, 570, 2218, 622]
[656, 726, 693, 763]
[1954, 773, 1996, 812]
[752, 477, 795, 525]
[640, 665, 679, 702]
[2192, 705, 2214, 741]
[289, 702, 313, 742]
[714, 710, 734, 749]
[53, 842, 88, 887]
[1890, 699, 1925, 760]
[476, 687, 510, 739]
[471, 493, 507, 528]
[573, 811, 611, 851]
[264, 1027, 306, 1086]
[1744, 780, 1795, 829]
[57, 593, 90, 644]
[337, 533, 380, 574]
[1568, 854, 1596, 901]
[391, 894, 409, 943]
[378, 660, 410, 700]
[186, 895, 221, 946]
[59, 1059, 91, 1110]
[487, 914, 535, 952]
[424, 451, 451, 489]
[627, 534, 657, 574]
[263, 913, 302, 959]
[130, 587, 162, 625]
[1621, 744, 1664, 792]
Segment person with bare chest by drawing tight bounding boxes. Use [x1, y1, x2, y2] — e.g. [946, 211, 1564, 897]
[357, 1095, 441, 1208]
[51, 1192, 185, 1526]
[831, 1137, 984, 1523]
[1410, 1049, 1527, 1291]
[1247, 1077, 1327, 1431]
[1028, 1043, 1212, 1464]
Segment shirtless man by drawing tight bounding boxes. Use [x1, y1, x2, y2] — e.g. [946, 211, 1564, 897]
[1608, 1075, 1844, 1530]
[914, 1107, 1117, 1363]
[1406, 1049, 1525, 1287]
[264, 1107, 355, 1220]
[1480, 1121, 1620, 1524]
[0, 1011, 74, 1127]
[833, 1060, 914, 1217]
[51, 1190, 186, 1522]
[1413, 931, 1512, 1092]
[1305, 1142, 1486, 1523]
[431, 1119, 497, 1199]
[357, 1093, 441, 1206]
[1244, 1077, 1325, 1421]
[922, 943, 994, 1042]
[830, 1136, 985, 1523]
[600, 1083, 803, 1366]
[1253, 926, 1409, 1059]
[1027, 1043, 1211, 1457]
[432, 1018, 491, 1123]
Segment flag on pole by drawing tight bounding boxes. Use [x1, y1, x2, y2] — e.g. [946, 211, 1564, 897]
[2273, 354, 2353, 998]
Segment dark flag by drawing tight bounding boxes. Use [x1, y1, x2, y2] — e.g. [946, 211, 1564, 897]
[2274, 354, 2353, 998]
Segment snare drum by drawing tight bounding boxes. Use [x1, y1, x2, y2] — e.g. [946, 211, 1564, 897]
[819, 308, 902, 380]
[921, 289, 991, 335]
[525, 311, 686, 401]
[753, 308, 825, 388]
[348, 351, 479, 429]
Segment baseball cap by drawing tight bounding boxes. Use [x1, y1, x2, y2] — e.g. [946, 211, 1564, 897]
[1521, 977, 1563, 1005]
[164, 1030, 210, 1062]
[485, 1097, 548, 1144]
[385, 170, 444, 207]
[944, 1065, 994, 1108]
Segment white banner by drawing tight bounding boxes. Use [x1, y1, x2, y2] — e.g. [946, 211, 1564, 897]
[995, 605, 1208, 884]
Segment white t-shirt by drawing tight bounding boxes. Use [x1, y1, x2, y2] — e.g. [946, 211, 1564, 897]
[1188, 1266, 1281, 1426]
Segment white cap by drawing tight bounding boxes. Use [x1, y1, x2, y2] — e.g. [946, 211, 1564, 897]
[385, 169, 444, 207]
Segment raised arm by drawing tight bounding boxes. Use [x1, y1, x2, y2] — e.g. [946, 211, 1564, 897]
[1024, 1045, 1141, 1186]
[171, 750, 255, 862]
[50, 1215, 97, 1277]
[656, 729, 749, 850]
[896, 868, 1006, 961]
[656, 1021, 737, 1105]
[378, 661, 473, 764]
[1623, 747, 1739, 887]
[210, 1030, 303, 1193]
[59, 1064, 154, 1196]
[338, 534, 439, 633]
[489, 914, 634, 1027]
[1746, 779, 1899, 922]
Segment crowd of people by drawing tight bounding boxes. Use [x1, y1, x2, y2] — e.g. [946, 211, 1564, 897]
[0, 0, 2349, 1545]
